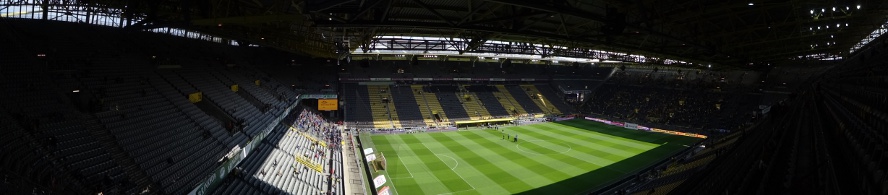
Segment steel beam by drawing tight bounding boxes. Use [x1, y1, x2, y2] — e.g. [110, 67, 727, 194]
[460, 12, 548, 26]
[309, 0, 357, 12]
[348, 0, 385, 22]
[483, 0, 725, 59]
[190, 14, 302, 25]
[409, 0, 455, 26]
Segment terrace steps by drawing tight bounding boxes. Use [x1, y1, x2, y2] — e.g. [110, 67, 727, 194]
[366, 85, 395, 129]
[410, 85, 439, 127]
[414, 85, 449, 123]
[493, 85, 526, 115]
[459, 85, 491, 120]
[521, 85, 562, 115]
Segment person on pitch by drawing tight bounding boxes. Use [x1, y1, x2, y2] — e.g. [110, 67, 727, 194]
[514, 134, 518, 142]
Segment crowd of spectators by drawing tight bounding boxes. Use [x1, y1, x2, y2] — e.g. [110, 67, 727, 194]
[295, 107, 342, 149]
[583, 69, 762, 133]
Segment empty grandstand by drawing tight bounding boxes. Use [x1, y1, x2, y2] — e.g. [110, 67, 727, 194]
[3, 0, 888, 195]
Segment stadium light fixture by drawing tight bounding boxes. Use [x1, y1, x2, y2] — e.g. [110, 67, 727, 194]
[748, 2, 754, 6]
[857, 5, 861, 9]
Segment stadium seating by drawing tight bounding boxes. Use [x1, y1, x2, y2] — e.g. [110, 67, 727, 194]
[667, 42, 888, 194]
[424, 86, 472, 121]
[0, 19, 335, 194]
[503, 85, 545, 114]
[583, 70, 762, 132]
[493, 85, 528, 115]
[389, 85, 426, 127]
[413, 85, 449, 124]
[342, 84, 375, 129]
[211, 108, 344, 195]
[408, 85, 440, 127]
[464, 85, 510, 117]
[520, 85, 562, 114]
[534, 84, 574, 114]
[366, 85, 396, 128]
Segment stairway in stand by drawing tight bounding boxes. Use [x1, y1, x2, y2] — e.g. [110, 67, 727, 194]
[459, 85, 490, 120]
[381, 86, 402, 128]
[411, 85, 438, 127]
[83, 114, 156, 193]
[366, 85, 395, 129]
[415, 85, 448, 123]
[493, 85, 527, 116]
[520, 85, 562, 115]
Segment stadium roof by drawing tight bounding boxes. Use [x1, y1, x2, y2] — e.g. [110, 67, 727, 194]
[7, 0, 888, 68]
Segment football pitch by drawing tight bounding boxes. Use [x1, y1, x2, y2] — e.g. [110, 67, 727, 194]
[361, 119, 702, 195]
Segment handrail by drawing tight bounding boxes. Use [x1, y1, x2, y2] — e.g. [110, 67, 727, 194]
[417, 86, 440, 127]
[346, 132, 369, 195]
[188, 97, 302, 195]
[382, 86, 396, 128]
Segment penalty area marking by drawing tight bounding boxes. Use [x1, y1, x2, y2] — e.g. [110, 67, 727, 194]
[390, 146, 415, 179]
[429, 153, 475, 193]
[435, 154, 459, 170]
[416, 141, 474, 195]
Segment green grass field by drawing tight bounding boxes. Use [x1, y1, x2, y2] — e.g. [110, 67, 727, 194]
[362, 119, 702, 195]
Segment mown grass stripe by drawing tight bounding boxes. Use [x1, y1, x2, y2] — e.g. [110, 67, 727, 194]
[481, 130, 621, 173]
[368, 119, 704, 195]
[512, 125, 646, 158]
[461, 130, 582, 177]
[416, 133, 517, 194]
[512, 127, 644, 169]
[539, 122, 659, 150]
[371, 135, 425, 195]
[431, 132, 544, 192]
[458, 130, 584, 193]
[400, 134, 476, 193]
[549, 120, 668, 147]
[473, 130, 596, 174]
[380, 135, 453, 194]
[520, 125, 657, 156]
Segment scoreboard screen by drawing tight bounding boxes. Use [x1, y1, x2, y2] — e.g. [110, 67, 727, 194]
[318, 99, 338, 111]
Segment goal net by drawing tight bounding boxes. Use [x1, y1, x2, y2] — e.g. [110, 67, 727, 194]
[372, 152, 388, 172]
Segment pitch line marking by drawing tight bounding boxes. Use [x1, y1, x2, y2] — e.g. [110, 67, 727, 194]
[390, 141, 450, 194]
[436, 188, 477, 195]
[435, 154, 459, 170]
[416, 141, 476, 194]
[390, 145, 415, 179]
